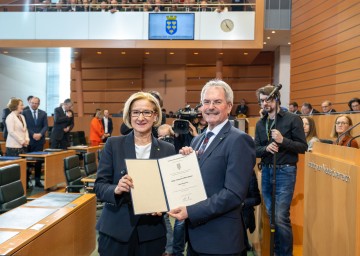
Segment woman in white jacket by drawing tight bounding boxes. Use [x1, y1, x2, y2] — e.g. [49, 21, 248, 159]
[5, 98, 29, 156]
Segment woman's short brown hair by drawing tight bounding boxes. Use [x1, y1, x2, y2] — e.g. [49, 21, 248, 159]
[7, 98, 23, 111]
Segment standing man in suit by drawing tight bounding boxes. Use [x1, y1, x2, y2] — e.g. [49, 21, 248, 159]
[23, 97, 48, 188]
[169, 79, 256, 255]
[102, 109, 113, 143]
[50, 99, 74, 149]
[1, 98, 12, 140]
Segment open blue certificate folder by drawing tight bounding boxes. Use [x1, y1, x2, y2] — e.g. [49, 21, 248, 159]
[125, 152, 207, 215]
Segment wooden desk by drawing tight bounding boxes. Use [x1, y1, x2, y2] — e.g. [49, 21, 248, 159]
[68, 145, 103, 164]
[19, 150, 76, 190]
[0, 158, 27, 191]
[0, 141, 5, 155]
[0, 193, 96, 256]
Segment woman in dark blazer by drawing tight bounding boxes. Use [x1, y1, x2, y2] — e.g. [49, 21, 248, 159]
[95, 92, 176, 256]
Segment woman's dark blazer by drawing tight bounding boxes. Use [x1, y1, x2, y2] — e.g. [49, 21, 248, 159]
[95, 132, 176, 242]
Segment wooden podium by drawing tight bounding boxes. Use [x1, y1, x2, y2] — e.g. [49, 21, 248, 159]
[304, 142, 360, 256]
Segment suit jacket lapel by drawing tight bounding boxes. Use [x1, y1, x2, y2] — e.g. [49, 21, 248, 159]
[123, 132, 136, 159]
[150, 135, 161, 159]
[198, 122, 231, 167]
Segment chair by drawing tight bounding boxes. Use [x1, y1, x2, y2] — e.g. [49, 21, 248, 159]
[70, 131, 87, 146]
[0, 164, 27, 213]
[84, 152, 97, 176]
[63, 155, 86, 193]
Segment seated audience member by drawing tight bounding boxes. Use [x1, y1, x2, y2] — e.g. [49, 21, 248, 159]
[231, 0, 244, 11]
[214, 0, 228, 12]
[40, 0, 53, 12]
[118, 0, 128, 11]
[99, 1, 108, 11]
[331, 114, 359, 148]
[321, 100, 336, 114]
[240, 170, 261, 256]
[301, 102, 320, 115]
[67, 0, 83, 11]
[142, 1, 152, 11]
[109, 0, 120, 12]
[348, 97, 360, 112]
[55, 0, 66, 11]
[198, 0, 211, 11]
[128, 0, 140, 11]
[235, 98, 249, 117]
[289, 102, 302, 114]
[82, 0, 92, 11]
[302, 116, 319, 152]
[153, 0, 163, 12]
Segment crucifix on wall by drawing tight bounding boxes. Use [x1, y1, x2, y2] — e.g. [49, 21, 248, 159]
[159, 74, 172, 94]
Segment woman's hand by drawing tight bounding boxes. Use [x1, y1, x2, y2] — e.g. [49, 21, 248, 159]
[114, 174, 134, 195]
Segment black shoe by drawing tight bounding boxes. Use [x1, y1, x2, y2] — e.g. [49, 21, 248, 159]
[35, 181, 44, 188]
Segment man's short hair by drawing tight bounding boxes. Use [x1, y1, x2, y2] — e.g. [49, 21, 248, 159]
[27, 95, 33, 101]
[289, 102, 298, 108]
[201, 79, 234, 104]
[302, 102, 313, 109]
[64, 98, 72, 105]
[256, 84, 281, 103]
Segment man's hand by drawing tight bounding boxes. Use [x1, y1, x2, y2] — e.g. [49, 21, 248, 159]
[66, 111, 73, 118]
[271, 129, 284, 144]
[63, 126, 70, 133]
[179, 146, 193, 155]
[168, 206, 188, 221]
[114, 174, 134, 195]
[33, 133, 42, 141]
[188, 121, 198, 137]
[266, 142, 279, 154]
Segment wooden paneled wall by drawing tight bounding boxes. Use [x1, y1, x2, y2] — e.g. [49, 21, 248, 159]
[185, 52, 274, 117]
[291, 1, 360, 112]
[70, 63, 143, 116]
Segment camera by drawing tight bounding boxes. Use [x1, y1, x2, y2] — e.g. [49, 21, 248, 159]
[174, 104, 202, 134]
[159, 136, 174, 145]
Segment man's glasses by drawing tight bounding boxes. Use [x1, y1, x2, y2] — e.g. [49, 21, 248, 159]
[259, 98, 273, 104]
[335, 122, 349, 126]
[131, 110, 155, 117]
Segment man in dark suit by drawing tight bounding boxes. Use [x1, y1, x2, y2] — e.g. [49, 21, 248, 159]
[1, 105, 11, 140]
[23, 97, 48, 188]
[169, 79, 256, 255]
[102, 109, 113, 143]
[50, 99, 74, 149]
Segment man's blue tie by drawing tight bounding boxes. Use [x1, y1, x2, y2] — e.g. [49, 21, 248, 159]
[197, 132, 214, 157]
[33, 110, 37, 125]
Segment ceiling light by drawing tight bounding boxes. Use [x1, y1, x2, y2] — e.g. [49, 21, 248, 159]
[145, 52, 150, 55]
[121, 51, 126, 55]
[288, 42, 291, 45]
[271, 31, 276, 34]
[74, 51, 79, 54]
[169, 52, 175, 55]
[267, 36, 270, 40]
[219, 52, 224, 55]
[193, 52, 199, 55]
[97, 51, 102, 55]
[243, 52, 248, 55]
[3, 51, 8, 54]
[263, 42, 267, 45]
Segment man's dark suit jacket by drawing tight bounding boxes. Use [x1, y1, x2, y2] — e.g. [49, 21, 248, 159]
[23, 108, 48, 150]
[186, 121, 256, 254]
[1, 108, 10, 140]
[50, 107, 74, 141]
[94, 133, 176, 243]
[102, 117, 113, 135]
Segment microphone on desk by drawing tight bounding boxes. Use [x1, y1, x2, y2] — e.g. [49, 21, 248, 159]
[336, 120, 360, 145]
[266, 84, 282, 101]
[347, 134, 360, 147]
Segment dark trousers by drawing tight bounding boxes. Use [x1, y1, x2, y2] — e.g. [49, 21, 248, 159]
[28, 143, 44, 182]
[51, 137, 69, 149]
[98, 231, 166, 256]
